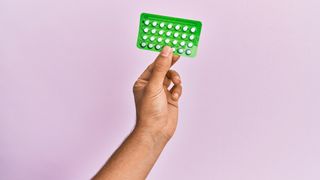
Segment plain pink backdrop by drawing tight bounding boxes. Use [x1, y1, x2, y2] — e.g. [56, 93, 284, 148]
[1, 0, 320, 179]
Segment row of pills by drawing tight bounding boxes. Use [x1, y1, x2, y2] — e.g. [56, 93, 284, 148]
[140, 42, 193, 55]
[144, 20, 197, 33]
[142, 35, 193, 47]
[142, 28, 196, 40]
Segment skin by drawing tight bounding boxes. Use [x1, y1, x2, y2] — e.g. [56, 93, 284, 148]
[93, 46, 183, 180]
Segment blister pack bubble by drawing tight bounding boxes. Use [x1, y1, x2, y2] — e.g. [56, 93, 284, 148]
[137, 13, 202, 58]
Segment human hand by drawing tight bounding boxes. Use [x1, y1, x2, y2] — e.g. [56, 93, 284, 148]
[133, 46, 182, 141]
[93, 47, 182, 180]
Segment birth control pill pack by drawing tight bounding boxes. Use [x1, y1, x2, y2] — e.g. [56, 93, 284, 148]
[137, 13, 202, 58]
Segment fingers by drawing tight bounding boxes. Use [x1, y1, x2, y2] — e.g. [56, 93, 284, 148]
[138, 51, 180, 81]
[167, 70, 182, 100]
[163, 76, 172, 88]
[166, 70, 181, 85]
[148, 46, 173, 89]
[172, 54, 180, 66]
[170, 84, 182, 101]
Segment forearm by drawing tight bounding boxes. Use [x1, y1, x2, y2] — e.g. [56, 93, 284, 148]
[93, 127, 169, 180]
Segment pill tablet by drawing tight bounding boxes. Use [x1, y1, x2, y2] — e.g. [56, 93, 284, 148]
[155, 44, 162, 50]
[183, 26, 188, 31]
[141, 42, 147, 47]
[159, 30, 164, 35]
[151, 29, 157, 34]
[138, 13, 202, 57]
[144, 20, 150, 25]
[152, 21, 157, 26]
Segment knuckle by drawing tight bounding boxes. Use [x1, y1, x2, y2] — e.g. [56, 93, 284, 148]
[132, 81, 139, 91]
[133, 79, 147, 92]
[146, 64, 153, 71]
[172, 70, 179, 77]
[168, 70, 180, 79]
[174, 72, 180, 78]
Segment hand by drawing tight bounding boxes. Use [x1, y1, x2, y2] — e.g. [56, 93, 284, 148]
[133, 46, 182, 141]
[93, 46, 183, 180]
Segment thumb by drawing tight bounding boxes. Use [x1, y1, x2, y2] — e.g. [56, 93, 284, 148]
[148, 46, 173, 89]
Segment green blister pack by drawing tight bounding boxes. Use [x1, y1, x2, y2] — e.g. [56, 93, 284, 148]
[137, 13, 202, 58]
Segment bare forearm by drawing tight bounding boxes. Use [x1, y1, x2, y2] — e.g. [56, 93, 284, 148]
[93, 128, 169, 180]
[94, 47, 181, 179]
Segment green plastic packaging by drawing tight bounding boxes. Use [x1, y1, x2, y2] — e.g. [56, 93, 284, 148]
[137, 13, 202, 58]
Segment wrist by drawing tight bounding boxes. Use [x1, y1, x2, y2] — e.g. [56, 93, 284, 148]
[132, 126, 170, 147]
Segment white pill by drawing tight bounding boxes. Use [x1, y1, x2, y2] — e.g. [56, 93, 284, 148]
[182, 34, 187, 39]
[173, 40, 178, 45]
[189, 35, 195, 40]
[159, 30, 164, 35]
[175, 25, 181, 30]
[151, 29, 157, 34]
[180, 41, 186, 46]
[178, 49, 184, 54]
[150, 36, 155, 41]
[186, 49, 192, 55]
[160, 22, 165, 28]
[141, 42, 147, 47]
[157, 37, 163, 42]
[167, 23, 173, 29]
[156, 44, 162, 50]
[166, 31, 172, 36]
[148, 44, 154, 48]
[142, 35, 148, 40]
[183, 26, 188, 31]
[144, 20, 150, 25]
[174, 32, 179, 38]
[188, 42, 193, 48]
[191, 27, 196, 33]
[143, 28, 149, 33]
[165, 39, 170, 43]
[172, 48, 176, 52]
[152, 21, 158, 26]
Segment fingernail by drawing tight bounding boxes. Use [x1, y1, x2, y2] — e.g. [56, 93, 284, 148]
[173, 93, 179, 99]
[160, 46, 172, 57]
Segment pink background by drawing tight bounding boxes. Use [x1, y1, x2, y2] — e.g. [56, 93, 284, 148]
[1, 0, 320, 179]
